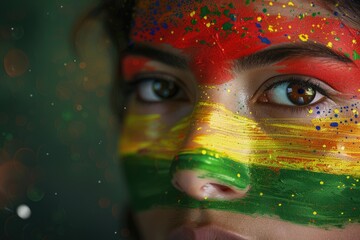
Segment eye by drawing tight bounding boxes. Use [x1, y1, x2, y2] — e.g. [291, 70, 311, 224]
[258, 76, 327, 107]
[285, 82, 316, 105]
[134, 74, 187, 102]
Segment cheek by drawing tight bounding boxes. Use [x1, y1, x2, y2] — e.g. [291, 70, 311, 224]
[119, 114, 163, 155]
[119, 112, 191, 159]
[120, 101, 360, 174]
[178, 102, 360, 175]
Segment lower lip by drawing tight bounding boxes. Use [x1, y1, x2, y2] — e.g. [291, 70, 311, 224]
[168, 225, 248, 240]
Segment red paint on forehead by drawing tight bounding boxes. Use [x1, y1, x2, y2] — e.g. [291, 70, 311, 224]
[131, 1, 360, 85]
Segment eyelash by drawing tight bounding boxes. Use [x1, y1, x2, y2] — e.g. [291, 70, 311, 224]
[262, 77, 329, 98]
[123, 73, 186, 102]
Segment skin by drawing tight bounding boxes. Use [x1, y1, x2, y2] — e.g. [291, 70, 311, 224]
[118, 0, 360, 239]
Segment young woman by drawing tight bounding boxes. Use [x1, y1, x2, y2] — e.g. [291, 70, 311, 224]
[102, 0, 360, 239]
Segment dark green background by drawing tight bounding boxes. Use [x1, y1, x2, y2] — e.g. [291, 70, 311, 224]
[0, 0, 128, 239]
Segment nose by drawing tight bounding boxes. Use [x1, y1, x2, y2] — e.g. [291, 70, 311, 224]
[171, 153, 251, 201]
[170, 102, 252, 201]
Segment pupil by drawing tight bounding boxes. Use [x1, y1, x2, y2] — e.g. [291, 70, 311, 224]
[286, 82, 316, 106]
[297, 88, 305, 94]
[152, 79, 179, 99]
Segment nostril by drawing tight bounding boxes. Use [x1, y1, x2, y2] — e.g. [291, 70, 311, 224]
[172, 170, 250, 200]
[200, 182, 248, 200]
[210, 183, 235, 193]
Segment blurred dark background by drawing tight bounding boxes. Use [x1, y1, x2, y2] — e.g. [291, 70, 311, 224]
[0, 0, 128, 239]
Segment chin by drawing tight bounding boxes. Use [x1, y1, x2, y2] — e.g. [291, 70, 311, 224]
[134, 208, 360, 240]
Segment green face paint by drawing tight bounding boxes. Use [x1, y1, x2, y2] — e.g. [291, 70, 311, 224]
[122, 153, 360, 227]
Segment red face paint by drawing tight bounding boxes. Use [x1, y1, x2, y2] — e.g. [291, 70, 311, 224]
[276, 58, 360, 95]
[130, 0, 360, 88]
[122, 56, 154, 80]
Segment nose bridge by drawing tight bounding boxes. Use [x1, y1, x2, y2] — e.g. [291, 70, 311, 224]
[177, 102, 214, 153]
[177, 101, 258, 157]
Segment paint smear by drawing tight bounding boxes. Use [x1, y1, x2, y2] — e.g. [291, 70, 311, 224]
[121, 102, 360, 177]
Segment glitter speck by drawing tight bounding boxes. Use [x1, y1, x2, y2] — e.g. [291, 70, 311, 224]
[298, 34, 309, 42]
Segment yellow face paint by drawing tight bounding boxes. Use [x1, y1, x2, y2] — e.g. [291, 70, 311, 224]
[120, 113, 191, 159]
[183, 102, 360, 176]
[121, 101, 360, 176]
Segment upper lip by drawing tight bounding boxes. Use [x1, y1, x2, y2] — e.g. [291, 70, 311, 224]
[167, 224, 248, 240]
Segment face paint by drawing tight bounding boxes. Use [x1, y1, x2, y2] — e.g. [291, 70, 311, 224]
[119, 0, 360, 235]
[276, 58, 360, 95]
[130, 0, 360, 85]
[122, 56, 155, 80]
[120, 100, 360, 227]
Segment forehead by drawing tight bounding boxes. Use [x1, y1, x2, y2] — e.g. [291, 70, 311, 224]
[130, 0, 355, 51]
[131, 0, 333, 35]
[129, 0, 360, 84]
[133, 0, 328, 18]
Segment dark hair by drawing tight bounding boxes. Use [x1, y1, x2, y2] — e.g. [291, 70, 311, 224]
[99, 0, 136, 122]
[100, 0, 135, 49]
[73, 0, 135, 121]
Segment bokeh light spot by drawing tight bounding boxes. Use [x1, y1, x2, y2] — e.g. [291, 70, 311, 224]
[16, 204, 31, 219]
[3, 49, 30, 77]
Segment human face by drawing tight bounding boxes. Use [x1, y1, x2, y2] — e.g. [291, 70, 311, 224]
[119, 0, 360, 239]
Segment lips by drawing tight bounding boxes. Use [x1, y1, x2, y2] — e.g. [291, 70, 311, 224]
[168, 225, 248, 240]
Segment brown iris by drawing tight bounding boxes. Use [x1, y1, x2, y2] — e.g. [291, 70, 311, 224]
[152, 79, 179, 99]
[286, 82, 316, 106]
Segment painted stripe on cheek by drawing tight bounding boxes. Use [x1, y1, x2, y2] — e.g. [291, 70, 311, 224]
[123, 155, 360, 227]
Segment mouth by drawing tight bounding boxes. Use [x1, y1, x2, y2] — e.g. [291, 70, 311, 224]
[167, 225, 248, 240]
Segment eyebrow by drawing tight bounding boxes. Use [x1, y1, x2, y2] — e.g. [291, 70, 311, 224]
[235, 42, 353, 71]
[121, 44, 188, 69]
[121, 42, 353, 71]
